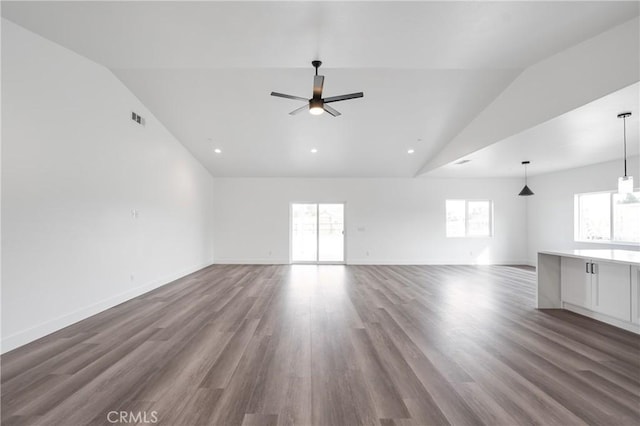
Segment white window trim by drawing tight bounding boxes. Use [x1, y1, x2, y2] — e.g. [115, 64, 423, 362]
[574, 189, 639, 245]
[446, 199, 494, 238]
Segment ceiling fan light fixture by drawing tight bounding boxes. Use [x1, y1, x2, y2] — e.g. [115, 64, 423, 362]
[309, 99, 324, 115]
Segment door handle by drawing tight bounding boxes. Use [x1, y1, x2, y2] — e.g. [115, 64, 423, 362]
[590, 263, 595, 274]
[586, 262, 590, 273]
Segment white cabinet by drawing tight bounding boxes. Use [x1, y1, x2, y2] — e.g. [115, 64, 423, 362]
[561, 257, 591, 308]
[561, 257, 631, 322]
[592, 262, 631, 322]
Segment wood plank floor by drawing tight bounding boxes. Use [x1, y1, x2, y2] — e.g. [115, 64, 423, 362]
[2, 264, 639, 425]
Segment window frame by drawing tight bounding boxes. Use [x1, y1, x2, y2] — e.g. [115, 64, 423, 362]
[574, 189, 640, 245]
[446, 199, 494, 238]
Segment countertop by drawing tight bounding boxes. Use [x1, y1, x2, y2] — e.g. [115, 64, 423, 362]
[539, 249, 640, 266]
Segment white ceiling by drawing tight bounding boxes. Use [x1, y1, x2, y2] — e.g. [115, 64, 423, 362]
[2, 1, 639, 177]
[427, 82, 640, 178]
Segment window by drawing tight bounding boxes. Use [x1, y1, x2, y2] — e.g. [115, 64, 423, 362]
[575, 191, 640, 244]
[446, 200, 493, 237]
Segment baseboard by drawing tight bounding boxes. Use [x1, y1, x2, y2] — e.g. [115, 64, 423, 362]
[1, 261, 213, 354]
[347, 259, 532, 266]
[563, 302, 640, 334]
[213, 258, 290, 265]
[213, 259, 532, 266]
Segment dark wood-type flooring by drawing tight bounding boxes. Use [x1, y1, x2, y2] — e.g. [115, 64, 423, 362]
[2, 264, 640, 425]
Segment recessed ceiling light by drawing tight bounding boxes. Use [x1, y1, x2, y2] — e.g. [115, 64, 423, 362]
[311, 148, 318, 153]
[214, 148, 222, 154]
[407, 149, 415, 154]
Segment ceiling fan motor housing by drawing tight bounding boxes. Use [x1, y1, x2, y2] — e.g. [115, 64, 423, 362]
[310, 98, 323, 108]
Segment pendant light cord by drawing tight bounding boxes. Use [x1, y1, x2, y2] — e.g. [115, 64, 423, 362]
[623, 115, 628, 177]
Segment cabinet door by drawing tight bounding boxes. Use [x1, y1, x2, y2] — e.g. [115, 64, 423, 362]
[593, 262, 631, 322]
[561, 257, 591, 308]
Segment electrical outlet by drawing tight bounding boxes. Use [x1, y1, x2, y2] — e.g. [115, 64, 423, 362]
[366, 250, 370, 257]
[130, 273, 135, 281]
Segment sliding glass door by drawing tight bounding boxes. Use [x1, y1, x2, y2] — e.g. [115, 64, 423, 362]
[318, 204, 345, 262]
[291, 204, 318, 262]
[291, 203, 345, 264]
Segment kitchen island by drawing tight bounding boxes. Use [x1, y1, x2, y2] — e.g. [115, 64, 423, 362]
[537, 249, 640, 333]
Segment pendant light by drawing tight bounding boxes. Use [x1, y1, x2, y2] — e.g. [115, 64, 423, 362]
[518, 161, 534, 196]
[617, 112, 633, 194]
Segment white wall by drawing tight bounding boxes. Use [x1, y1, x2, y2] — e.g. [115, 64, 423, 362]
[527, 156, 640, 265]
[1, 20, 214, 352]
[212, 177, 528, 265]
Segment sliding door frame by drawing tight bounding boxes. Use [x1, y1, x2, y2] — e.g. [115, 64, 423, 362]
[289, 201, 347, 265]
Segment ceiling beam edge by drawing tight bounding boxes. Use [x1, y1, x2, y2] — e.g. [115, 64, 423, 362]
[415, 17, 640, 177]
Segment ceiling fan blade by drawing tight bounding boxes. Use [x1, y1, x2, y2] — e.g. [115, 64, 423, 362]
[313, 75, 324, 98]
[289, 104, 309, 115]
[323, 104, 341, 117]
[271, 92, 308, 102]
[323, 92, 364, 104]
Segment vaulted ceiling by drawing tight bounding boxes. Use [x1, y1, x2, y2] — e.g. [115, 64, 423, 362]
[3, 1, 639, 177]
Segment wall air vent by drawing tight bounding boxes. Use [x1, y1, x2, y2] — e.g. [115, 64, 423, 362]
[131, 112, 145, 126]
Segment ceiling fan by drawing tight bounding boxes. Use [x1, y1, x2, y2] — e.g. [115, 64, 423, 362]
[271, 60, 364, 117]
